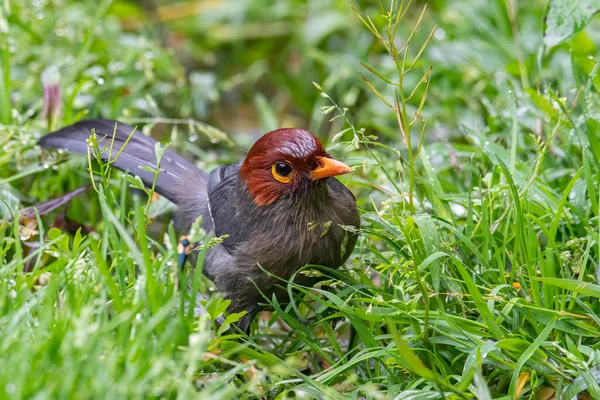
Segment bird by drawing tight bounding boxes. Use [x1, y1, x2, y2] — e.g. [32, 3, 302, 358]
[39, 119, 360, 332]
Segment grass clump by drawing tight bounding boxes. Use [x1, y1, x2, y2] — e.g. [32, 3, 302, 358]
[2, 0, 600, 398]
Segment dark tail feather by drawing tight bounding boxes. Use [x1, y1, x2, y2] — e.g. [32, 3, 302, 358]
[38, 119, 207, 205]
[18, 185, 90, 221]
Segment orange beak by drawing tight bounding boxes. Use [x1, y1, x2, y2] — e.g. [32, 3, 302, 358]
[311, 157, 352, 181]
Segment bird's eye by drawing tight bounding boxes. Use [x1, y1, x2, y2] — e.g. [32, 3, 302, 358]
[275, 162, 292, 176]
[272, 162, 293, 183]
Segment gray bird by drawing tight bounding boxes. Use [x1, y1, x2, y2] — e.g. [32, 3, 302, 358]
[39, 119, 360, 332]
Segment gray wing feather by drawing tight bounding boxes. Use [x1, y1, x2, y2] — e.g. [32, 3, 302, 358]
[39, 119, 208, 207]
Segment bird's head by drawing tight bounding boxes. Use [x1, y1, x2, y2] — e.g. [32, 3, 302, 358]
[240, 128, 352, 206]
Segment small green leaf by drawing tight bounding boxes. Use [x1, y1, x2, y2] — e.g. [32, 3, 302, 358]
[320, 221, 332, 238]
[47, 227, 62, 241]
[154, 141, 167, 162]
[508, 319, 556, 397]
[218, 311, 247, 335]
[203, 297, 231, 322]
[125, 175, 147, 192]
[138, 166, 158, 173]
[413, 214, 442, 291]
[533, 277, 600, 298]
[497, 338, 548, 363]
[72, 228, 84, 252]
[544, 0, 600, 48]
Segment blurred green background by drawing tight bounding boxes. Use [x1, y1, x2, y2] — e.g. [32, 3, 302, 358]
[4, 0, 577, 210]
[3, 0, 560, 142]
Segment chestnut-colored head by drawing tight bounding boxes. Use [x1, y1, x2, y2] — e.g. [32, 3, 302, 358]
[240, 128, 352, 206]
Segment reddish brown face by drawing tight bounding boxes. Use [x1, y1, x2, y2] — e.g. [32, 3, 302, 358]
[239, 128, 352, 206]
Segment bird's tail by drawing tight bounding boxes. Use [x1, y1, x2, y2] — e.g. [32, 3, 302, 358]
[38, 119, 208, 206]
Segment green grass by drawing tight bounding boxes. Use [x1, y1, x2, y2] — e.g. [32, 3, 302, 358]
[2, 0, 600, 398]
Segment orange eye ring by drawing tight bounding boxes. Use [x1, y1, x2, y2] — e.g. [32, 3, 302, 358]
[272, 162, 293, 183]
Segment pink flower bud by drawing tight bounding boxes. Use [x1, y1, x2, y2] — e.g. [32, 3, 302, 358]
[41, 66, 62, 126]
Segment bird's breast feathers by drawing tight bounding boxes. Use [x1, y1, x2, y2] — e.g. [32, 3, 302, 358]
[206, 167, 358, 273]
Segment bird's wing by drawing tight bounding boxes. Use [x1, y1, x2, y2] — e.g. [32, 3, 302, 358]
[38, 119, 208, 206]
[205, 162, 253, 245]
[207, 162, 243, 197]
[204, 163, 240, 235]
